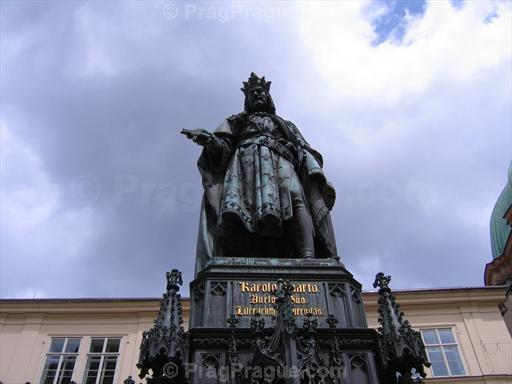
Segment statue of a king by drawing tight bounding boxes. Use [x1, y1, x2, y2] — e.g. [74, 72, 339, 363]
[182, 73, 338, 274]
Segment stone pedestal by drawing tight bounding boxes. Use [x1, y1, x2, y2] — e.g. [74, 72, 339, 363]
[190, 257, 367, 329]
[137, 265, 431, 384]
[186, 258, 382, 384]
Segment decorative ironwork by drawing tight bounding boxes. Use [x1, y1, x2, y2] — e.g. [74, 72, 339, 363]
[350, 286, 361, 304]
[275, 279, 297, 335]
[374, 272, 430, 384]
[227, 313, 239, 328]
[201, 352, 221, 370]
[297, 314, 336, 383]
[328, 283, 345, 297]
[193, 284, 205, 302]
[302, 313, 318, 333]
[239, 279, 298, 383]
[137, 269, 189, 383]
[328, 334, 344, 370]
[327, 314, 338, 328]
[226, 334, 239, 365]
[250, 312, 265, 334]
[210, 281, 227, 296]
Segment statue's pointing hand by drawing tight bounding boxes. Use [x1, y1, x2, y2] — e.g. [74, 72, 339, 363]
[181, 129, 214, 147]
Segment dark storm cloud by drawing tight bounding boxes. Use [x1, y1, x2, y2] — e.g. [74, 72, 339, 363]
[1, 1, 510, 298]
[1, 0, 310, 297]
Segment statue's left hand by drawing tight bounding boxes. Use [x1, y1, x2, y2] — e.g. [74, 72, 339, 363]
[181, 129, 214, 146]
[322, 182, 336, 211]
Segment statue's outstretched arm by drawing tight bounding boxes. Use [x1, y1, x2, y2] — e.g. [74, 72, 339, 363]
[181, 129, 214, 146]
[182, 128, 233, 172]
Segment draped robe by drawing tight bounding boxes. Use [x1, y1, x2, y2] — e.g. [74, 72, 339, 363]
[195, 111, 338, 275]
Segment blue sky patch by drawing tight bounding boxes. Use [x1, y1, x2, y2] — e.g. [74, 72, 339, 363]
[484, 10, 499, 24]
[370, 0, 426, 46]
[450, 0, 465, 10]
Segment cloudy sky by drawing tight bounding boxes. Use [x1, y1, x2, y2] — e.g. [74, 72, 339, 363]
[1, 0, 511, 299]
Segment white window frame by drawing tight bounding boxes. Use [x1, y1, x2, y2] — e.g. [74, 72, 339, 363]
[420, 327, 467, 377]
[82, 337, 122, 384]
[40, 337, 81, 384]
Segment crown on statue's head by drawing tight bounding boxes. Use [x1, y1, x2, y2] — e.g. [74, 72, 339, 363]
[241, 72, 271, 95]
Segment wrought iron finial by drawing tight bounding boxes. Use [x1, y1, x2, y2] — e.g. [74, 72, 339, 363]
[276, 278, 294, 300]
[274, 279, 296, 335]
[373, 272, 392, 290]
[376, 272, 430, 384]
[227, 313, 239, 328]
[327, 314, 338, 328]
[166, 269, 183, 292]
[137, 269, 188, 382]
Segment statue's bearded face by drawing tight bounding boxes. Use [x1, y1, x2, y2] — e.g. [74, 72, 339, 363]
[247, 86, 269, 112]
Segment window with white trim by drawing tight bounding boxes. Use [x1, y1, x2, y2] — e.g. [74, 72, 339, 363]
[82, 337, 121, 384]
[40, 337, 81, 384]
[420, 328, 466, 377]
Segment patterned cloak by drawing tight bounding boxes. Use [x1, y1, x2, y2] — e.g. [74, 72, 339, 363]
[194, 111, 338, 275]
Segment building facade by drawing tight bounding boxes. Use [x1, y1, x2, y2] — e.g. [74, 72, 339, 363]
[487, 161, 512, 337]
[1, 286, 510, 384]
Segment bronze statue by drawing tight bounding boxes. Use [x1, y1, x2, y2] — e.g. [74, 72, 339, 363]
[182, 73, 337, 274]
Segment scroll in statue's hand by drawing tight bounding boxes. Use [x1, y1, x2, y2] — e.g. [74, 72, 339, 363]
[180, 129, 214, 147]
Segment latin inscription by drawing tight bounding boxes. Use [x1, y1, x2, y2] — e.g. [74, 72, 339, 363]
[239, 281, 319, 293]
[235, 281, 324, 317]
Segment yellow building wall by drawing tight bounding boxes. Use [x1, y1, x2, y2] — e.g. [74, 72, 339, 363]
[1, 287, 510, 384]
[365, 288, 512, 383]
[0, 301, 159, 384]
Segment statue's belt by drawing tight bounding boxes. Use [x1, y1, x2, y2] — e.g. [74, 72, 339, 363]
[238, 134, 296, 165]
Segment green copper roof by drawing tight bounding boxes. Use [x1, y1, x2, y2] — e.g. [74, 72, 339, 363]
[490, 161, 512, 259]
